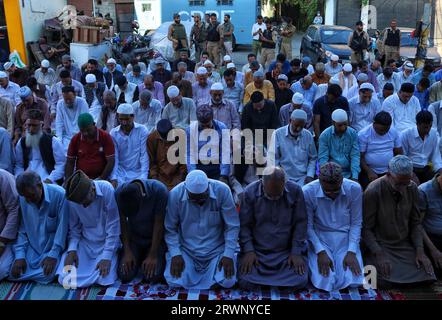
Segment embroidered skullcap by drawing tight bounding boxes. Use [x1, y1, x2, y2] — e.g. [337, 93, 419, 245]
[319, 162, 343, 184]
[292, 92, 304, 104]
[196, 104, 213, 123]
[18, 86, 32, 99]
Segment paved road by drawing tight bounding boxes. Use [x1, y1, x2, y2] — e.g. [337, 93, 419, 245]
[231, 32, 304, 71]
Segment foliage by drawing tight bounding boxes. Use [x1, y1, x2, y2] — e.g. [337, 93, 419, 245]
[269, 0, 319, 30]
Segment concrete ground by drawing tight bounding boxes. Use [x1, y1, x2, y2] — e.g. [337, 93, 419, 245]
[231, 32, 304, 70]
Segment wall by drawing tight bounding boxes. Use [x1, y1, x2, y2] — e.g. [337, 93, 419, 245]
[324, 0, 336, 25]
[20, 0, 68, 45]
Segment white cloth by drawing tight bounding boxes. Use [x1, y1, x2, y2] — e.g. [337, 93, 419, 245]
[110, 123, 149, 185]
[332, 73, 357, 99]
[57, 181, 121, 288]
[303, 179, 364, 292]
[382, 93, 421, 133]
[251, 23, 265, 40]
[114, 82, 138, 105]
[358, 125, 402, 174]
[401, 127, 442, 171]
[14, 136, 66, 182]
[55, 97, 90, 152]
[132, 99, 163, 134]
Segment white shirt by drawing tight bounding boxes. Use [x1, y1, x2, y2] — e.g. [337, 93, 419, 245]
[110, 122, 149, 184]
[358, 125, 402, 174]
[15, 136, 66, 182]
[401, 126, 442, 171]
[55, 97, 90, 151]
[252, 22, 265, 40]
[382, 93, 421, 133]
[34, 68, 57, 87]
[132, 99, 163, 134]
[348, 96, 382, 132]
[0, 81, 21, 107]
[377, 73, 401, 93]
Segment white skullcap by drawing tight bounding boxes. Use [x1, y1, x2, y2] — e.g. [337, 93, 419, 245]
[227, 63, 235, 69]
[290, 109, 308, 121]
[343, 63, 352, 72]
[292, 92, 304, 105]
[223, 55, 232, 62]
[185, 170, 209, 194]
[41, 59, 50, 68]
[277, 74, 288, 82]
[357, 73, 368, 82]
[3, 62, 13, 71]
[210, 82, 224, 91]
[167, 85, 180, 98]
[196, 67, 208, 75]
[331, 55, 339, 61]
[404, 62, 414, 70]
[331, 109, 348, 122]
[359, 83, 375, 92]
[203, 60, 214, 66]
[107, 58, 116, 64]
[117, 103, 134, 115]
[0, 71, 8, 78]
[329, 78, 340, 85]
[85, 74, 96, 84]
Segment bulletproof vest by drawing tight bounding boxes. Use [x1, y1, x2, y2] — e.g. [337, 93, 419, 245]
[172, 23, 187, 40]
[262, 30, 275, 49]
[385, 29, 400, 47]
[350, 31, 368, 51]
[207, 22, 221, 42]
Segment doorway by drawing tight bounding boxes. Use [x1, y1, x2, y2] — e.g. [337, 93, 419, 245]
[0, 0, 10, 63]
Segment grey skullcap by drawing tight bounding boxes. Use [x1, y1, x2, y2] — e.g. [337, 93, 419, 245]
[389, 155, 413, 176]
[357, 73, 369, 82]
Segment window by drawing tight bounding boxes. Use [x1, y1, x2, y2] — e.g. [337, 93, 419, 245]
[217, 0, 233, 5]
[189, 0, 205, 6]
[142, 3, 152, 12]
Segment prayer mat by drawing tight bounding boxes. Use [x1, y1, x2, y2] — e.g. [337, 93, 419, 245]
[2, 280, 442, 300]
[0, 281, 100, 300]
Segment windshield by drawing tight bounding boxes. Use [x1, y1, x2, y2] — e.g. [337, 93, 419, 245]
[320, 29, 352, 44]
[401, 32, 433, 47]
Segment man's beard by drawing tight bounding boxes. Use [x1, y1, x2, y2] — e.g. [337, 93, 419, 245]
[25, 131, 43, 148]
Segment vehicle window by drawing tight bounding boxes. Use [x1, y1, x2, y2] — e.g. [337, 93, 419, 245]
[189, 0, 205, 5]
[320, 29, 352, 44]
[217, 0, 233, 5]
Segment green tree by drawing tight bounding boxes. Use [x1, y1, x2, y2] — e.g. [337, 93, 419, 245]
[269, 0, 319, 30]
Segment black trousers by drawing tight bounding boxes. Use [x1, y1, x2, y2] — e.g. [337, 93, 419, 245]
[414, 166, 435, 185]
[117, 240, 166, 284]
[359, 171, 387, 190]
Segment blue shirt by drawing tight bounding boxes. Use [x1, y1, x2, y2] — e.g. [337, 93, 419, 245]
[14, 184, 69, 263]
[0, 128, 14, 174]
[126, 71, 146, 85]
[186, 120, 230, 177]
[419, 175, 442, 236]
[290, 81, 318, 105]
[165, 179, 240, 260]
[269, 60, 291, 74]
[318, 126, 361, 179]
[414, 88, 430, 110]
[411, 69, 436, 86]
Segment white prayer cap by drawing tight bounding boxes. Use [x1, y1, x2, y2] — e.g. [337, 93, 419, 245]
[117, 103, 134, 115]
[329, 78, 340, 85]
[290, 109, 307, 121]
[196, 67, 208, 75]
[331, 109, 348, 122]
[85, 74, 97, 84]
[167, 85, 180, 98]
[404, 62, 414, 70]
[185, 170, 209, 194]
[3, 61, 13, 71]
[343, 63, 352, 72]
[203, 59, 214, 66]
[41, 59, 50, 68]
[223, 55, 232, 62]
[331, 54, 339, 62]
[227, 63, 235, 69]
[0, 71, 7, 78]
[210, 82, 224, 91]
[292, 92, 304, 105]
[277, 74, 288, 82]
[357, 73, 368, 82]
[107, 58, 117, 64]
[359, 82, 375, 92]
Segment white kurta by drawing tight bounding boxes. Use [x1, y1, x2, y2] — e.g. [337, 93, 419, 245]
[302, 179, 364, 292]
[57, 181, 121, 288]
[110, 123, 149, 185]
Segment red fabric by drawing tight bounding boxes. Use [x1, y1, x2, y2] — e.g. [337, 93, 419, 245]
[67, 128, 115, 179]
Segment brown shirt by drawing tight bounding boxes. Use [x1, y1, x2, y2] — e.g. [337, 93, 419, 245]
[147, 130, 187, 190]
[14, 97, 51, 136]
[0, 97, 14, 136]
[362, 176, 424, 254]
[311, 73, 331, 85]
